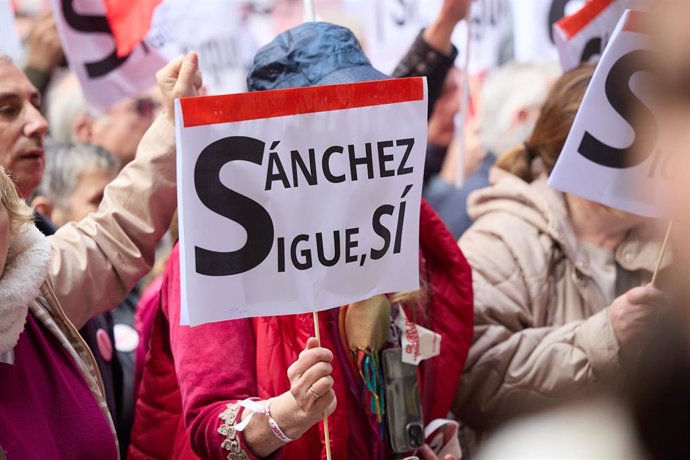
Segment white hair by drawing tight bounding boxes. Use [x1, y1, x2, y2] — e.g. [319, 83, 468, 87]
[479, 61, 560, 157]
[46, 73, 89, 144]
[33, 142, 119, 208]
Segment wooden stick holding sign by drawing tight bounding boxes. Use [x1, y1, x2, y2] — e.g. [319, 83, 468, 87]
[651, 221, 673, 287]
[312, 311, 333, 460]
[300, 4, 332, 459]
[301, 2, 333, 459]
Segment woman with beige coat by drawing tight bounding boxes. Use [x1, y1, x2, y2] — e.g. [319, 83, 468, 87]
[454, 65, 667, 436]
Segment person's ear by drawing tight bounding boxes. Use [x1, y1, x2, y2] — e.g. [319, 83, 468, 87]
[512, 106, 541, 128]
[513, 107, 530, 126]
[72, 114, 94, 143]
[31, 195, 54, 220]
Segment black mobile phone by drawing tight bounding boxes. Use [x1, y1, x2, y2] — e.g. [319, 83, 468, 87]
[382, 347, 424, 454]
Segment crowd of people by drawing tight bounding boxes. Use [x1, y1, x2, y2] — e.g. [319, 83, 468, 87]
[0, 0, 689, 459]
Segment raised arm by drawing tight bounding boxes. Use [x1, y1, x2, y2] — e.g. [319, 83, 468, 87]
[48, 53, 202, 328]
[392, 0, 469, 114]
[157, 247, 335, 459]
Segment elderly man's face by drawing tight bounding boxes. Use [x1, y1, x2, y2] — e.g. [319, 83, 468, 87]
[90, 92, 160, 165]
[0, 60, 48, 198]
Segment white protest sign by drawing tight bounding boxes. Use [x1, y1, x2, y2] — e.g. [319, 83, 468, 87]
[0, 0, 22, 62]
[52, 0, 178, 113]
[549, 10, 662, 217]
[363, 0, 443, 74]
[454, 0, 510, 74]
[554, 0, 640, 71]
[361, 0, 509, 75]
[512, 0, 586, 63]
[176, 78, 428, 326]
[153, 0, 275, 95]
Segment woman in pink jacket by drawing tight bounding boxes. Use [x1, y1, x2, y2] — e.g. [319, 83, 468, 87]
[130, 21, 474, 460]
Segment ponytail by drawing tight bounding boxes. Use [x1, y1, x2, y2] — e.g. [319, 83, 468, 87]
[495, 65, 596, 184]
[495, 143, 537, 183]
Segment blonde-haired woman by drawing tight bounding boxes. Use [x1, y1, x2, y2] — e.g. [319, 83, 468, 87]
[0, 52, 201, 458]
[455, 65, 667, 437]
[0, 167, 120, 458]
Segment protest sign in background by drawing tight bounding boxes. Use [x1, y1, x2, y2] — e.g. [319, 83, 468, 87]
[53, 0, 597, 105]
[52, 0, 178, 113]
[359, 0, 510, 75]
[513, 0, 586, 63]
[176, 78, 428, 326]
[0, 0, 23, 62]
[151, 0, 278, 95]
[104, 0, 162, 57]
[460, 0, 510, 74]
[554, 0, 641, 71]
[361, 0, 443, 74]
[549, 10, 663, 217]
[50, 0, 644, 110]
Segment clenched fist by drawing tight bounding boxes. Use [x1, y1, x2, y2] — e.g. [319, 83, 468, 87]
[156, 52, 203, 125]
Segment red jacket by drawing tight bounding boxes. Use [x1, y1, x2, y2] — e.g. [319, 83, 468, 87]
[129, 201, 473, 459]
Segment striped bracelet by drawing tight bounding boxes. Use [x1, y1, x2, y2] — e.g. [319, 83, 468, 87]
[265, 398, 295, 444]
[235, 398, 295, 444]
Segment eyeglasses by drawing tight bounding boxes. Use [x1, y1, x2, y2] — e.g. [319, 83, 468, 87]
[130, 97, 162, 118]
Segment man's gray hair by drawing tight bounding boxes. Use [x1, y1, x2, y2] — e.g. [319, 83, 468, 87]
[479, 61, 560, 157]
[46, 74, 89, 143]
[34, 142, 119, 207]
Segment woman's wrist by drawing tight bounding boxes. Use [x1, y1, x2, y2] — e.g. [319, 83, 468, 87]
[269, 392, 320, 440]
[424, 16, 458, 56]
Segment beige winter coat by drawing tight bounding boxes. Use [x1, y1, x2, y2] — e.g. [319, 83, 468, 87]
[49, 115, 176, 330]
[44, 115, 177, 453]
[454, 171, 664, 433]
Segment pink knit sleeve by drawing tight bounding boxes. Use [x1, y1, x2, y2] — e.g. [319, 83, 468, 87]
[162, 246, 281, 460]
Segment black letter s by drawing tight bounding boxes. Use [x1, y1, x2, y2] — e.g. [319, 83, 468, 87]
[194, 136, 274, 276]
[371, 204, 394, 260]
[548, 0, 569, 44]
[578, 49, 656, 169]
[579, 37, 603, 64]
[61, 0, 132, 77]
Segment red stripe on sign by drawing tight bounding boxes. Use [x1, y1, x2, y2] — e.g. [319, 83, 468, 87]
[180, 78, 424, 127]
[623, 10, 646, 33]
[556, 0, 615, 40]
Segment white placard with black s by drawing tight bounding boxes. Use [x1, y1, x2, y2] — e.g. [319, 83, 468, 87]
[52, 0, 178, 113]
[175, 78, 428, 326]
[549, 10, 664, 217]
